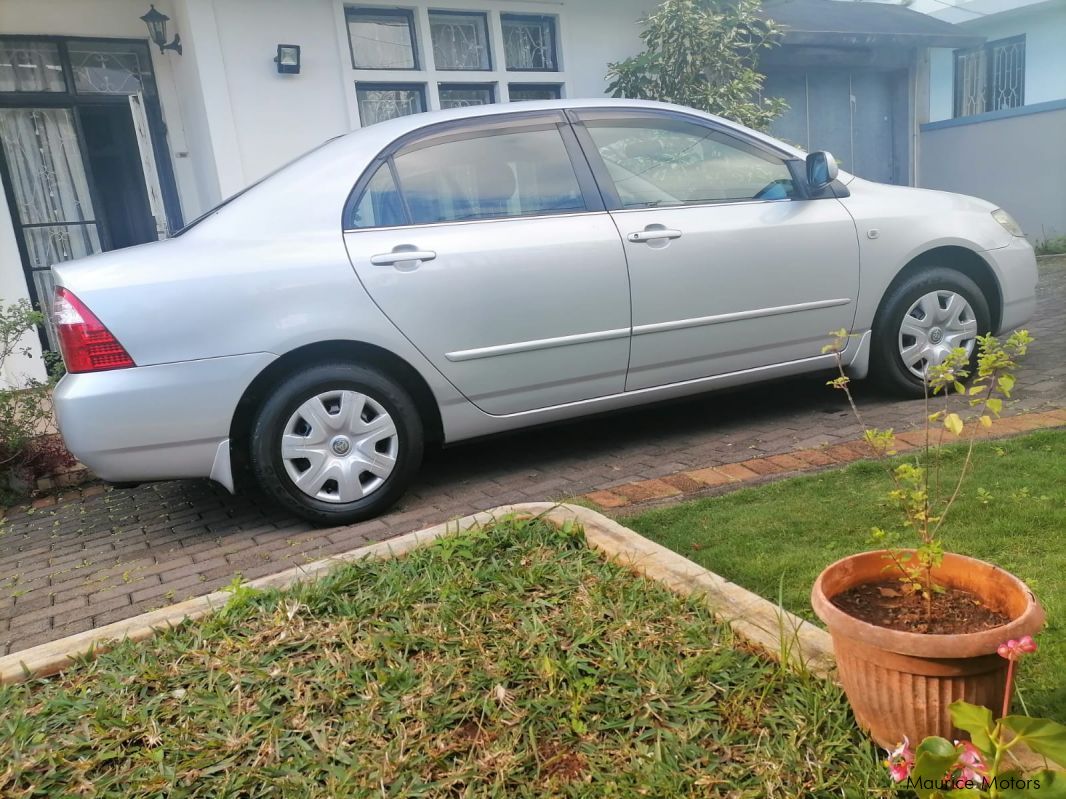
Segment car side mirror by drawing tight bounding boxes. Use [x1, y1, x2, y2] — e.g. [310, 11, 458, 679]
[806, 151, 839, 189]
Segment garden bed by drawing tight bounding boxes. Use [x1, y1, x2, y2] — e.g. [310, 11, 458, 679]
[0, 516, 882, 797]
[628, 429, 1066, 721]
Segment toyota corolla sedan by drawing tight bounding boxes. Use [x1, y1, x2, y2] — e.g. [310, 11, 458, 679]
[51, 99, 1037, 524]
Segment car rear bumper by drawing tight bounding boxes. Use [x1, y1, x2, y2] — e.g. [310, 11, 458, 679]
[53, 352, 275, 489]
[987, 237, 1038, 334]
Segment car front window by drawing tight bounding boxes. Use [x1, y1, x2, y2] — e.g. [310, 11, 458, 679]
[584, 119, 796, 207]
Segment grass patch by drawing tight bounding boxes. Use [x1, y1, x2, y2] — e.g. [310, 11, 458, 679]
[0, 517, 884, 797]
[628, 429, 1066, 721]
[1035, 235, 1066, 256]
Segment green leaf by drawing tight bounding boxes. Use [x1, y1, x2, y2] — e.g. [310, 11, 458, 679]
[1001, 716, 1066, 767]
[911, 737, 959, 799]
[949, 701, 995, 756]
[996, 769, 1066, 798]
[954, 381, 966, 395]
[999, 375, 1016, 397]
[945, 413, 965, 437]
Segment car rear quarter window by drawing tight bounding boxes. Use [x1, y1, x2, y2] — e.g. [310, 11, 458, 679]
[392, 126, 586, 225]
[349, 162, 405, 228]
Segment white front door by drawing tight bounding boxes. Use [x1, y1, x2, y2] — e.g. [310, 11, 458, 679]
[573, 109, 860, 391]
[127, 93, 169, 239]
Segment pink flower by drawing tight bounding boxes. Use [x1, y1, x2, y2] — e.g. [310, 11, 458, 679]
[997, 636, 1039, 661]
[948, 740, 988, 788]
[885, 737, 915, 783]
[1018, 635, 1038, 654]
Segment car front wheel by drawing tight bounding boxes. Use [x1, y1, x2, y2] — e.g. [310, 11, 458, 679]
[871, 267, 991, 397]
[249, 363, 423, 525]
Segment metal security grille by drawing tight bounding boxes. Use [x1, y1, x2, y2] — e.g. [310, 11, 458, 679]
[988, 36, 1025, 111]
[953, 35, 1025, 118]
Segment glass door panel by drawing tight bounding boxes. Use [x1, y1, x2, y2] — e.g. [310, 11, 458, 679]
[0, 107, 102, 346]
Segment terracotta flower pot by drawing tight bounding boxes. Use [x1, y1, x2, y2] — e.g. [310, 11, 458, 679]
[811, 550, 1044, 749]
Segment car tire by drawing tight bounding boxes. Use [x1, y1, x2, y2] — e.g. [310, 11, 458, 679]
[871, 267, 992, 398]
[249, 362, 423, 526]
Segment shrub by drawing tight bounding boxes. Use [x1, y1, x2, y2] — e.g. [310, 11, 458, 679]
[606, 0, 786, 131]
[0, 299, 75, 496]
[1034, 235, 1066, 256]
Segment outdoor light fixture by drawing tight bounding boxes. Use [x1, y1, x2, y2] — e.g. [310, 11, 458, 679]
[140, 5, 182, 55]
[275, 44, 301, 74]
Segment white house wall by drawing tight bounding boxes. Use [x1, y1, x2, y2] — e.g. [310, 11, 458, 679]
[920, 104, 1066, 240]
[202, 0, 655, 184]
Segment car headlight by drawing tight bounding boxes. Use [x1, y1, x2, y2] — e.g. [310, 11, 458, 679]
[992, 208, 1024, 237]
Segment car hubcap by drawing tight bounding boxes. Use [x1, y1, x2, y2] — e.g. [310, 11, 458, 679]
[281, 390, 399, 503]
[897, 290, 979, 380]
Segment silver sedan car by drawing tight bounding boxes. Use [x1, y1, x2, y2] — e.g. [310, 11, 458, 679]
[51, 99, 1037, 524]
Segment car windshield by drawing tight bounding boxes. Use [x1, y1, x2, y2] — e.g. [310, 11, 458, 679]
[173, 136, 342, 236]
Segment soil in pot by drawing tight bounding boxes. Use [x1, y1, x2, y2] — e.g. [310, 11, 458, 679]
[831, 580, 1011, 635]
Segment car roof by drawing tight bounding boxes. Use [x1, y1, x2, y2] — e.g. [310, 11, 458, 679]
[172, 98, 826, 242]
[333, 97, 807, 162]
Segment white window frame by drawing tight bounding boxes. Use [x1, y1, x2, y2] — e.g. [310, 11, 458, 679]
[332, 0, 572, 129]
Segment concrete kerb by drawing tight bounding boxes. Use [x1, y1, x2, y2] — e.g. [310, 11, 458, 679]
[0, 501, 834, 685]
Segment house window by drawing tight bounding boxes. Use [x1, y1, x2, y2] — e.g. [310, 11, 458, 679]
[0, 39, 66, 92]
[68, 40, 157, 97]
[501, 14, 558, 72]
[345, 7, 566, 123]
[953, 35, 1025, 118]
[356, 83, 426, 125]
[508, 83, 562, 101]
[429, 11, 491, 70]
[439, 83, 495, 109]
[347, 8, 419, 70]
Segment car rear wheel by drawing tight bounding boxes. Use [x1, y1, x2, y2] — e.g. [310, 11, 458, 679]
[872, 268, 991, 398]
[249, 363, 423, 525]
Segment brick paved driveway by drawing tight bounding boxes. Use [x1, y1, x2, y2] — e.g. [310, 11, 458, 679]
[3, 261, 1064, 656]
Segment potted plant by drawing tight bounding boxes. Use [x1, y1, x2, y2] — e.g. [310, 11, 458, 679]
[885, 636, 1066, 797]
[811, 329, 1045, 749]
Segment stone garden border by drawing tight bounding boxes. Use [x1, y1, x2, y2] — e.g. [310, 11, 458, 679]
[0, 502, 833, 685]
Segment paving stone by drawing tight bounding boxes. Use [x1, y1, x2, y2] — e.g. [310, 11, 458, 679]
[716, 463, 761, 482]
[685, 467, 734, 487]
[766, 453, 809, 471]
[790, 449, 837, 467]
[615, 479, 682, 503]
[738, 458, 785, 476]
[583, 490, 628, 509]
[659, 473, 706, 493]
[3, 266, 1065, 656]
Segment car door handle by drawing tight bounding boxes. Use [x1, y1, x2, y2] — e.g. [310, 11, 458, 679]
[370, 249, 437, 267]
[627, 229, 682, 243]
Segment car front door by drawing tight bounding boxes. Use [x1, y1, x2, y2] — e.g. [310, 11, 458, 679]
[343, 112, 631, 415]
[571, 110, 860, 392]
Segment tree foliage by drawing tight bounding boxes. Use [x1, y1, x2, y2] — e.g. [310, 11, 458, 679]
[606, 0, 786, 131]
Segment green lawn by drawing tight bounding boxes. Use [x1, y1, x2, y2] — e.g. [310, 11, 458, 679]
[0, 517, 885, 798]
[628, 429, 1066, 721]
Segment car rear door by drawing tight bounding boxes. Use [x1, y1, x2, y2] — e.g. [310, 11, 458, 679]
[342, 112, 631, 416]
[570, 109, 860, 391]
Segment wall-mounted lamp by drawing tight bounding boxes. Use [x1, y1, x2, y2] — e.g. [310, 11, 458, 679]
[275, 44, 301, 74]
[140, 5, 182, 55]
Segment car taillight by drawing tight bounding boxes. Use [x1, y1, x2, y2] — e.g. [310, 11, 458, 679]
[53, 287, 135, 374]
